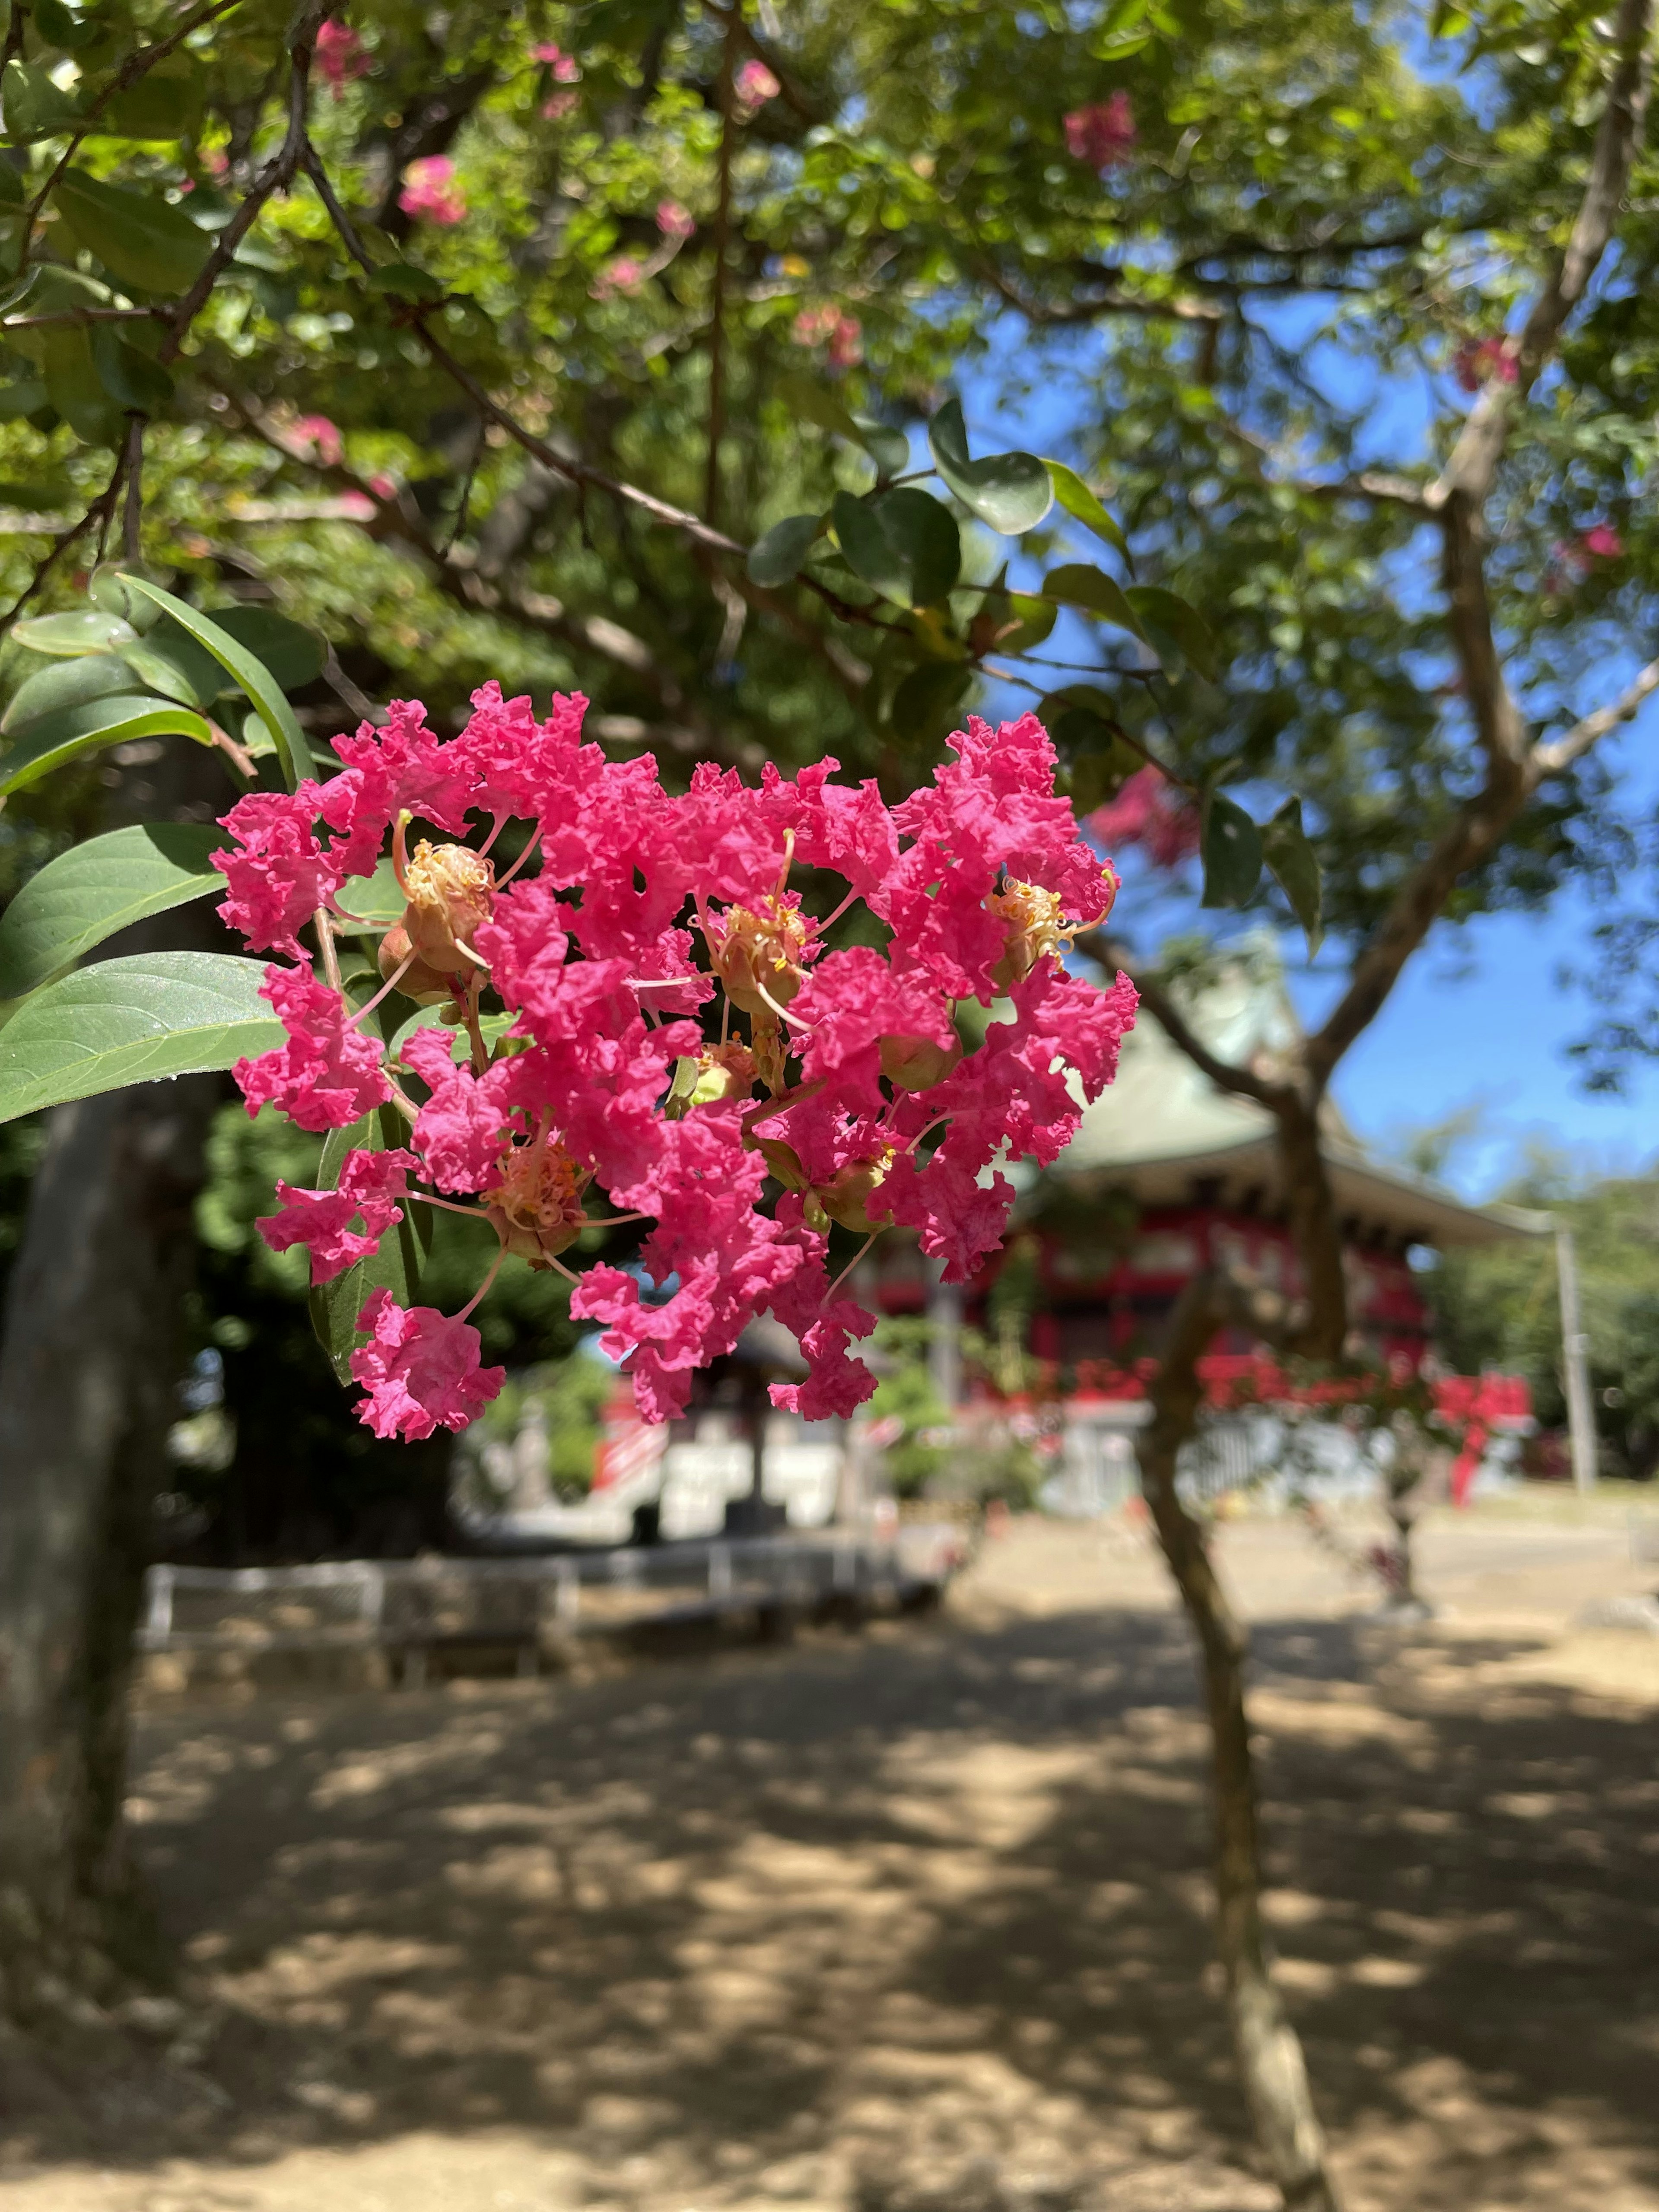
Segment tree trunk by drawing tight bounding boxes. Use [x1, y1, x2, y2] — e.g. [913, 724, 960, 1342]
[0, 1071, 220, 2030]
[1138, 1274, 1345, 2212]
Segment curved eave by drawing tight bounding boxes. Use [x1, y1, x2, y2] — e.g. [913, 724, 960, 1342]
[1047, 1133, 1543, 1249]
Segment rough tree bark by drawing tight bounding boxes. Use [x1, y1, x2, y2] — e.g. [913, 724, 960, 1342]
[0, 1071, 220, 2033]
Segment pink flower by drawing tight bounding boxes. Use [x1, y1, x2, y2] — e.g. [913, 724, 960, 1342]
[399, 156, 467, 226]
[735, 58, 780, 110]
[289, 413, 343, 467]
[1064, 92, 1136, 172]
[367, 471, 397, 500]
[827, 314, 863, 370]
[258, 1147, 418, 1283]
[349, 1287, 505, 1439]
[534, 41, 581, 81]
[792, 303, 839, 347]
[235, 965, 393, 1132]
[656, 199, 695, 240]
[1453, 336, 1518, 393]
[316, 19, 369, 93]
[213, 785, 340, 958]
[542, 91, 578, 120]
[1582, 522, 1624, 560]
[337, 491, 377, 520]
[593, 254, 646, 298]
[201, 147, 229, 181]
[1088, 766, 1200, 871]
[403, 1026, 516, 1192]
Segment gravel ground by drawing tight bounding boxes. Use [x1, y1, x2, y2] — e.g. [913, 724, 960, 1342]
[3, 1496, 1658, 2212]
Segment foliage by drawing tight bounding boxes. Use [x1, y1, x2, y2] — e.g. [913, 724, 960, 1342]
[867, 1316, 951, 1498]
[1427, 1163, 1659, 1475]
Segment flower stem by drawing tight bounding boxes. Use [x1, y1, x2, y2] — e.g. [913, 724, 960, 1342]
[824, 1230, 880, 1305]
[346, 944, 418, 1029]
[314, 906, 343, 993]
[454, 1241, 507, 1324]
[496, 820, 543, 887]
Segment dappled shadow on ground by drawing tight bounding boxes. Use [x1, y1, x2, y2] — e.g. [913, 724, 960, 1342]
[3, 1587, 1658, 2212]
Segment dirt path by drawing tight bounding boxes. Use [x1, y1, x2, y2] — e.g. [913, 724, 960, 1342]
[3, 1501, 1658, 2212]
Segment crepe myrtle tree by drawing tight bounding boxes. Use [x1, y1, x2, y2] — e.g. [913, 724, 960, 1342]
[0, 0, 1230, 2053]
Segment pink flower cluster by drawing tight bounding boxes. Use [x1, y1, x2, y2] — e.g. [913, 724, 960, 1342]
[1088, 766, 1200, 872]
[735, 58, 780, 111]
[217, 694, 1135, 1440]
[792, 303, 863, 369]
[399, 157, 467, 226]
[1064, 92, 1135, 171]
[289, 413, 343, 467]
[316, 19, 369, 94]
[1453, 335, 1517, 393]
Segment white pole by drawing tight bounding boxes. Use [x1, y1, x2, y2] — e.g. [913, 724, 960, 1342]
[925, 1255, 963, 1411]
[1556, 1227, 1596, 1496]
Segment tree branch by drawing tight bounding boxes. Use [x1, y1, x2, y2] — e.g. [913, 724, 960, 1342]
[1434, 0, 1655, 511]
[974, 256, 1225, 327]
[1090, 940, 1290, 1111]
[1533, 655, 1659, 776]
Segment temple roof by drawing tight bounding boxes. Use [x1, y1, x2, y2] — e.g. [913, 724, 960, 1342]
[1051, 948, 1547, 1250]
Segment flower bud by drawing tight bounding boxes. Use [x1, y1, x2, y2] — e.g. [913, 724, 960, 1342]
[486, 1133, 589, 1268]
[709, 893, 813, 1018]
[813, 1148, 896, 1236]
[378, 922, 457, 1007]
[402, 838, 494, 976]
[879, 1032, 962, 1092]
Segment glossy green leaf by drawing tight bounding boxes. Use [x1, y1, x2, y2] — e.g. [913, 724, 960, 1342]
[31, 0, 102, 50]
[12, 609, 140, 659]
[1045, 461, 1129, 556]
[124, 580, 306, 793]
[1, 59, 84, 140]
[55, 168, 212, 298]
[852, 416, 910, 480]
[40, 324, 118, 445]
[90, 324, 174, 415]
[0, 823, 224, 999]
[1262, 797, 1323, 956]
[833, 488, 960, 609]
[0, 379, 47, 419]
[994, 592, 1057, 653]
[0, 952, 281, 1124]
[335, 857, 407, 932]
[367, 261, 446, 303]
[89, 57, 205, 141]
[1125, 585, 1219, 680]
[89, 564, 167, 631]
[0, 695, 213, 795]
[1042, 563, 1147, 639]
[1, 652, 135, 734]
[747, 512, 823, 589]
[928, 398, 1053, 535]
[308, 1103, 435, 1383]
[888, 659, 973, 744]
[1200, 789, 1263, 910]
[208, 605, 326, 693]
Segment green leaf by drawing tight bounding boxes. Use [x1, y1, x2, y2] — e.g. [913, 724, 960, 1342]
[0, 695, 213, 795]
[54, 168, 213, 297]
[0, 952, 280, 1124]
[1, 653, 135, 735]
[0, 379, 48, 419]
[833, 488, 960, 610]
[207, 605, 326, 693]
[367, 261, 446, 303]
[1200, 789, 1262, 910]
[1125, 585, 1219, 680]
[747, 512, 823, 589]
[852, 415, 910, 480]
[89, 563, 167, 630]
[1262, 797, 1323, 957]
[40, 324, 119, 445]
[12, 608, 140, 658]
[1042, 563, 1147, 639]
[124, 580, 307, 792]
[1, 59, 84, 141]
[334, 856, 407, 932]
[308, 1103, 435, 1383]
[927, 398, 1053, 534]
[30, 0, 102, 50]
[992, 591, 1056, 653]
[0, 823, 224, 999]
[888, 659, 973, 744]
[90, 324, 174, 416]
[1045, 461, 1129, 556]
[89, 57, 204, 141]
